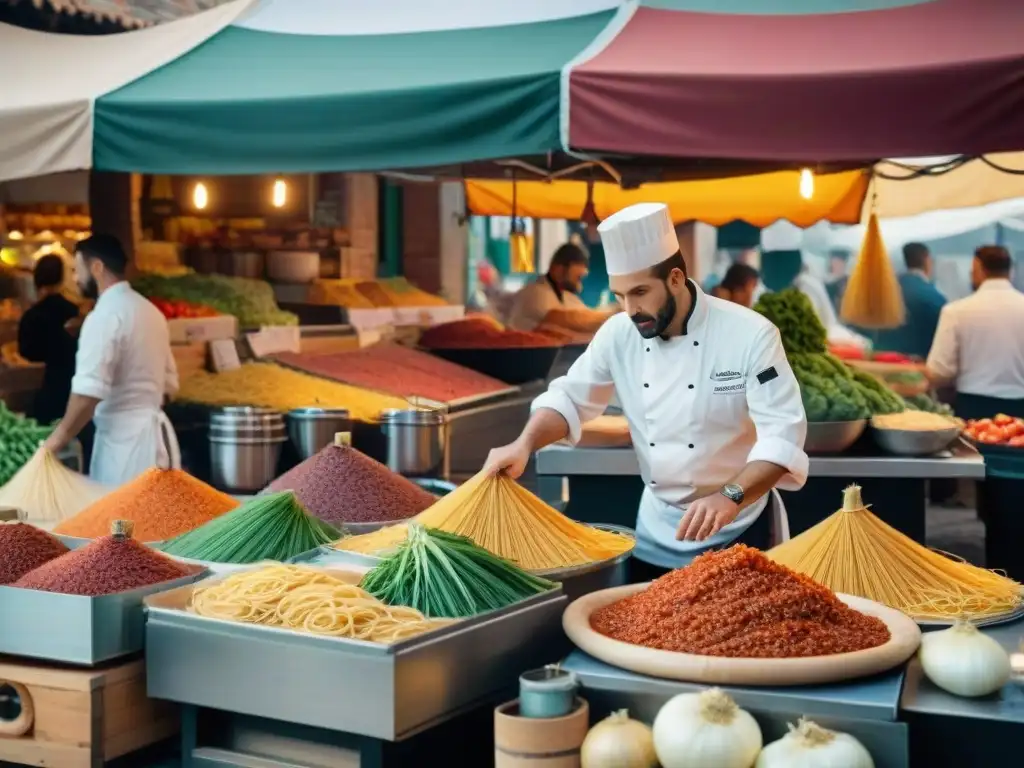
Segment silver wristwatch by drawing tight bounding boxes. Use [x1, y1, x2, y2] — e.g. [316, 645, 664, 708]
[720, 483, 745, 505]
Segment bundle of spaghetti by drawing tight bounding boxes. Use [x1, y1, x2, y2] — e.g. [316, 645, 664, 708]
[840, 213, 905, 329]
[0, 448, 108, 527]
[161, 492, 340, 564]
[767, 485, 1022, 621]
[333, 472, 633, 571]
[176, 363, 408, 422]
[188, 563, 447, 643]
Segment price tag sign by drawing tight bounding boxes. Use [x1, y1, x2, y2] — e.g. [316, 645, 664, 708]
[209, 339, 241, 372]
[247, 326, 301, 357]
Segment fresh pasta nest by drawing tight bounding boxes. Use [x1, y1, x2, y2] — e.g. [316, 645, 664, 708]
[188, 563, 449, 643]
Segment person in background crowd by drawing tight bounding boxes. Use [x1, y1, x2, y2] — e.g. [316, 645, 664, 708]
[825, 249, 851, 310]
[43, 234, 181, 485]
[711, 263, 760, 308]
[506, 242, 612, 334]
[872, 242, 946, 359]
[927, 245, 1024, 419]
[17, 255, 79, 424]
[485, 203, 807, 581]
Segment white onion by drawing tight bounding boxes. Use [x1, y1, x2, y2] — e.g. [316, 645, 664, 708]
[919, 621, 1011, 697]
[755, 718, 874, 768]
[581, 709, 657, 768]
[653, 688, 762, 768]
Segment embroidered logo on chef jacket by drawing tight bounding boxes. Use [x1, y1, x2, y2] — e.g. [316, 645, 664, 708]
[710, 369, 743, 382]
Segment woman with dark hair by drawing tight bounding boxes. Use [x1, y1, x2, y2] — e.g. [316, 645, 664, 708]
[18, 254, 80, 423]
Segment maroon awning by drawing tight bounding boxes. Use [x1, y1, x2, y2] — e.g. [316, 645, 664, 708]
[568, 0, 1024, 162]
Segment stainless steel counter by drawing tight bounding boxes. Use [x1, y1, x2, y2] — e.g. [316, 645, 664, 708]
[536, 443, 985, 480]
[901, 618, 1024, 721]
[562, 651, 909, 768]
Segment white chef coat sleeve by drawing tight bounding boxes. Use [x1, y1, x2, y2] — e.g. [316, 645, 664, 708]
[70, 312, 119, 401]
[164, 344, 180, 397]
[744, 324, 809, 491]
[530, 321, 616, 445]
[926, 305, 959, 381]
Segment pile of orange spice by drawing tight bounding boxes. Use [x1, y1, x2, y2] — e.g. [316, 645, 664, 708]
[591, 545, 890, 658]
[53, 468, 238, 542]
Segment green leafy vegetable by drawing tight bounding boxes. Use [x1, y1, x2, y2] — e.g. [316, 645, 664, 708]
[753, 289, 827, 355]
[360, 524, 555, 618]
[0, 403, 54, 486]
[160, 491, 339, 563]
[133, 273, 298, 328]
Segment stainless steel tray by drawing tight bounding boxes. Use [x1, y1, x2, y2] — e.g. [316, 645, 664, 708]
[0, 568, 206, 665]
[144, 581, 567, 740]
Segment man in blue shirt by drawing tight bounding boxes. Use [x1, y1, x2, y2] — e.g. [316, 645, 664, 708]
[872, 242, 947, 359]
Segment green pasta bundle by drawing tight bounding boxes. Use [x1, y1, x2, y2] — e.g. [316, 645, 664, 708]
[160, 491, 339, 563]
[360, 524, 555, 618]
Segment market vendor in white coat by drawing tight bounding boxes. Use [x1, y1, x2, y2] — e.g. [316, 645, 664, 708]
[484, 203, 808, 581]
[43, 234, 181, 486]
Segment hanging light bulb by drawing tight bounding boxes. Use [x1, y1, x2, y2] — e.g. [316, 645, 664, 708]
[272, 177, 287, 208]
[799, 168, 814, 200]
[192, 181, 209, 211]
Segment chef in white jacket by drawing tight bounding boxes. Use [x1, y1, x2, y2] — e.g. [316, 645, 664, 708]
[484, 203, 808, 581]
[44, 234, 181, 485]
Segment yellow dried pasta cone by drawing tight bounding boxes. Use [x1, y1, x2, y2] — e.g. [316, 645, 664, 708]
[334, 472, 632, 571]
[840, 212, 905, 329]
[767, 485, 1022, 621]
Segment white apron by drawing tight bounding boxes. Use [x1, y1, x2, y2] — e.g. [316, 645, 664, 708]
[90, 407, 181, 486]
[634, 488, 791, 569]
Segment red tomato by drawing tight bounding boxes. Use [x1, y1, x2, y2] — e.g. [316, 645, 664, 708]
[994, 413, 1014, 427]
[977, 431, 1004, 445]
[975, 418, 994, 430]
[1004, 422, 1024, 439]
[1008, 436, 1024, 448]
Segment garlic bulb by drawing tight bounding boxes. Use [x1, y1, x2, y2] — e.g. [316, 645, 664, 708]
[919, 621, 1010, 697]
[653, 688, 762, 768]
[755, 718, 874, 768]
[581, 709, 657, 768]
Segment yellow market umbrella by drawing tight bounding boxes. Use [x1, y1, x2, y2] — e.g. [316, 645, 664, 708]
[465, 169, 869, 227]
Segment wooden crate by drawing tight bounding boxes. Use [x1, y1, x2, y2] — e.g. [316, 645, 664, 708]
[171, 341, 210, 380]
[0, 656, 178, 768]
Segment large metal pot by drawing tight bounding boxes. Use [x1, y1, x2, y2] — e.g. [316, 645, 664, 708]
[287, 408, 353, 460]
[221, 250, 264, 280]
[379, 408, 449, 479]
[208, 407, 287, 492]
[871, 425, 961, 456]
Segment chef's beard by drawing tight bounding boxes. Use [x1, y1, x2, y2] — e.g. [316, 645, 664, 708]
[79, 276, 99, 300]
[631, 291, 677, 339]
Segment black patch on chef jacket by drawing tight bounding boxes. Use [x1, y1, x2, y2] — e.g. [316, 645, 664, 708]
[756, 366, 779, 385]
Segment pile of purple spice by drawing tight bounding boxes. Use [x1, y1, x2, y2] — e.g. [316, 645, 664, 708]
[13, 534, 196, 596]
[0, 522, 69, 585]
[266, 444, 435, 526]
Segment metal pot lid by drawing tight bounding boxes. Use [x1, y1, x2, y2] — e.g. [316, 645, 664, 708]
[379, 408, 446, 425]
[287, 407, 351, 420]
[209, 435, 288, 445]
[213, 406, 281, 417]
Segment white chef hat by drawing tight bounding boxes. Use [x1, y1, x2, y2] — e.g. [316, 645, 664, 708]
[598, 202, 678, 277]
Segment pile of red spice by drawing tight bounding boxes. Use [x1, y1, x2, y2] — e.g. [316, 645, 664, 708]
[13, 533, 196, 596]
[266, 443, 435, 525]
[591, 545, 891, 658]
[54, 468, 239, 542]
[419, 318, 560, 350]
[0, 522, 69, 585]
[274, 346, 509, 402]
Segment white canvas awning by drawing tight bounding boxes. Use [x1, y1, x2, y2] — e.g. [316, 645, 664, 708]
[0, 0, 253, 182]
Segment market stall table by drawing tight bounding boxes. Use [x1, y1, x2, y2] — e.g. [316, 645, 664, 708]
[901, 618, 1024, 766]
[561, 650, 909, 767]
[535, 442, 985, 542]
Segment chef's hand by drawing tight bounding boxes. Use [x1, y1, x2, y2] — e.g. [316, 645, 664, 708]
[42, 432, 67, 456]
[483, 439, 531, 480]
[677, 493, 740, 542]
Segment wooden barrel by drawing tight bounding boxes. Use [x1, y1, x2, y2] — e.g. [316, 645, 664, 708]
[494, 697, 589, 768]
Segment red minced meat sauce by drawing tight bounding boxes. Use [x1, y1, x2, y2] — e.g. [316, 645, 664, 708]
[591, 545, 891, 658]
[266, 443, 435, 525]
[0, 522, 69, 585]
[13, 534, 196, 596]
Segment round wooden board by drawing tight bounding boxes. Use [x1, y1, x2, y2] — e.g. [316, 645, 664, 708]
[563, 583, 922, 686]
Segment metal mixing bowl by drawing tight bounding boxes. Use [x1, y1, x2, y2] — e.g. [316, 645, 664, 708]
[804, 420, 867, 454]
[871, 425, 961, 456]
